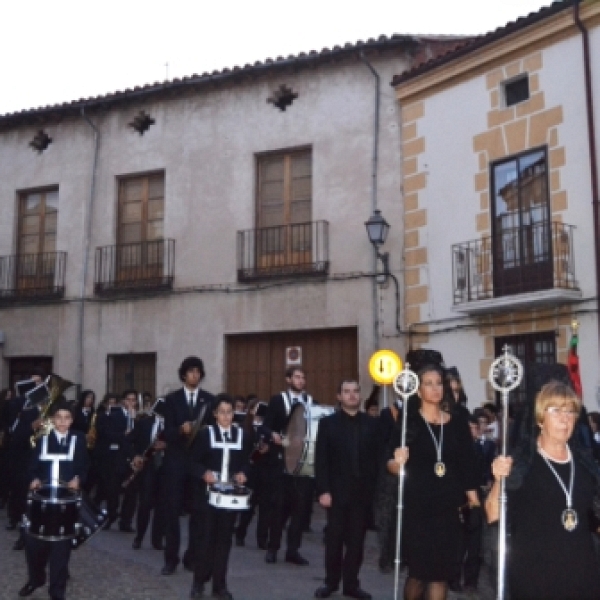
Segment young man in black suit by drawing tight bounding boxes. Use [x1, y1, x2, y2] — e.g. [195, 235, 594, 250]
[314, 380, 379, 600]
[160, 356, 216, 575]
[19, 399, 89, 600]
[262, 366, 314, 565]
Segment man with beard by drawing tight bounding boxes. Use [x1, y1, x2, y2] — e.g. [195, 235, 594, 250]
[262, 367, 314, 566]
[160, 356, 215, 575]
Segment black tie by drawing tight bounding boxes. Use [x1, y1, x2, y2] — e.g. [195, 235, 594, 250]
[224, 431, 230, 442]
[189, 392, 195, 409]
[61, 436, 67, 447]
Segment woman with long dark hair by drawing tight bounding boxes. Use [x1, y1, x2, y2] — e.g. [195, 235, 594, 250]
[388, 364, 479, 600]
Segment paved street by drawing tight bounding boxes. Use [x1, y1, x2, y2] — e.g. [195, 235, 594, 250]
[0, 504, 495, 600]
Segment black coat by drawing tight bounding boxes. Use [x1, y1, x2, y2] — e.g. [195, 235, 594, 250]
[72, 407, 95, 434]
[315, 409, 380, 507]
[162, 387, 216, 470]
[28, 430, 89, 486]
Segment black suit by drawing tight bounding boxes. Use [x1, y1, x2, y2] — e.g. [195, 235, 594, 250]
[161, 386, 216, 569]
[315, 409, 380, 592]
[190, 425, 252, 594]
[263, 392, 315, 555]
[25, 430, 89, 600]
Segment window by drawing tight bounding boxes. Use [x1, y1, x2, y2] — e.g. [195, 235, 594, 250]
[491, 148, 551, 296]
[107, 353, 156, 398]
[504, 75, 530, 107]
[256, 149, 312, 263]
[16, 188, 59, 290]
[116, 172, 164, 279]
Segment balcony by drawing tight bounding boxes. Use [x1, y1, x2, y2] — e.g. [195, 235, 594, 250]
[0, 252, 66, 304]
[452, 222, 581, 314]
[94, 239, 175, 295]
[237, 221, 329, 282]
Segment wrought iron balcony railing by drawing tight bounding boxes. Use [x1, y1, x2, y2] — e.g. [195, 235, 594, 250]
[237, 221, 329, 282]
[452, 221, 577, 304]
[0, 252, 66, 302]
[94, 239, 175, 295]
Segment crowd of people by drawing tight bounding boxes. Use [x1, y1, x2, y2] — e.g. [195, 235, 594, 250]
[1, 355, 600, 600]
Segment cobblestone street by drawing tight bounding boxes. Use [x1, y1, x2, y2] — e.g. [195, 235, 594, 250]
[0, 505, 495, 600]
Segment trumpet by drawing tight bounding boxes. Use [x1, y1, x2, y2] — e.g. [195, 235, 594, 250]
[30, 374, 75, 448]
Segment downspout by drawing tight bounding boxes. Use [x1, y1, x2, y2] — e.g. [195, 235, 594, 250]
[78, 107, 99, 389]
[573, 1, 600, 353]
[360, 51, 382, 352]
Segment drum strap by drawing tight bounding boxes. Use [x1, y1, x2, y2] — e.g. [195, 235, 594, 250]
[40, 435, 76, 486]
[282, 391, 313, 416]
[209, 426, 243, 483]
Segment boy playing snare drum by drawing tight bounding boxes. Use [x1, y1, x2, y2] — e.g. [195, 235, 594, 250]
[19, 399, 89, 600]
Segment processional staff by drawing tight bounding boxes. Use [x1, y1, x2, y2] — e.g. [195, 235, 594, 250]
[488, 345, 523, 600]
[391, 363, 419, 600]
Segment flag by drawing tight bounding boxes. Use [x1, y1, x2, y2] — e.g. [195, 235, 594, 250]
[567, 330, 582, 399]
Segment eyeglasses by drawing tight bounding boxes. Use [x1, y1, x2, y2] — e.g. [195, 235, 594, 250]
[545, 407, 578, 419]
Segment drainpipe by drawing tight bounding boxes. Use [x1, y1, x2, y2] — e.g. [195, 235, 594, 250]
[78, 107, 99, 389]
[360, 51, 382, 353]
[573, 1, 600, 355]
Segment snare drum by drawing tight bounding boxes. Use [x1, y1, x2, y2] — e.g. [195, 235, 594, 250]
[23, 484, 81, 541]
[284, 404, 334, 477]
[207, 483, 252, 510]
[71, 493, 107, 549]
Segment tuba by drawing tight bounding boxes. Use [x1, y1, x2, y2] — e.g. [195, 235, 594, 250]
[86, 411, 98, 449]
[30, 374, 75, 448]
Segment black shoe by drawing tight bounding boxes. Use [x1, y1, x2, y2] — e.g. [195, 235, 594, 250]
[132, 538, 141, 549]
[235, 537, 244, 547]
[343, 589, 372, 599]
[190, 582, 204, 598]
[18, 581, 45, 597]
[183, 559, 194, 572]
[213, 590, 233, 600]
[315, 585, 338, 598]
[13, 537, 25, 551]
[119, 524, 135, 533]
[103, 517, 116, 531]
[5, 521, 16, 531]
[285, 551, 309, 566]
[152, 541, 164, 551]
[265, 550, 277, 563]
[161, 564, 177, 576]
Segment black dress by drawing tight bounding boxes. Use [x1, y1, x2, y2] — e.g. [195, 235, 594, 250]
[508, 451, 600, 600]
[392, 412, 478, 581]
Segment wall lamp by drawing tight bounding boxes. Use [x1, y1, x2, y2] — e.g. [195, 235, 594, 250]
[365, 209, 390, 283]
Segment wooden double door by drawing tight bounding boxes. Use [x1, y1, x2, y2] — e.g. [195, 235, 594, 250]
[226, 327, 358, 406]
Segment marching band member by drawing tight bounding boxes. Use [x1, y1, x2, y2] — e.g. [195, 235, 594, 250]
[189, 393, 252, 600]
[19, 399, 88, 600]
[262, 366, 314, 565]
[161, 356, 215, 575]
[314, 380, 380, 600]
[130, 398, 166, 550]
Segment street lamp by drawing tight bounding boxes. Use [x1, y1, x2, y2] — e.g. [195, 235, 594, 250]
[365, 209, 390, 282]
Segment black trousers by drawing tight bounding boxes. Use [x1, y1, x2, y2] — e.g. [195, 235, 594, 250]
[256, 466, 285, 551]
[324, 500, 370, 592]
[25, 536, 71, 599]
[8, 456, 31, 527]
[453, 521, 483, 587]
[161, 463, 194, 567]
[193, 504, 236, 593]
[135, 464, 165, 544]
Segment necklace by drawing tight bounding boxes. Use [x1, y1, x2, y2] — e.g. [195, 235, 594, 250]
[537, 444, 577, 531]
[421, 410, 445, 477]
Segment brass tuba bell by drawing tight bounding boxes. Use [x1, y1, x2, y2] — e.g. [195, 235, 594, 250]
[30, 374, 75, 448]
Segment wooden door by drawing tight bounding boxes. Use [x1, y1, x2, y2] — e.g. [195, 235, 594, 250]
[256, 150, 312, 269]
[226, 327, 358, 406]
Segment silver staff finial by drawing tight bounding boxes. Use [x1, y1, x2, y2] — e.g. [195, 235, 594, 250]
[489, 345, 523, 393]
[393, 363, 419, 399]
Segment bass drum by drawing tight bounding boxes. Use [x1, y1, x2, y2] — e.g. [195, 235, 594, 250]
[284, 403, 334, 477]
[71, 493, 108, 549]
[24, 484, 81, 541]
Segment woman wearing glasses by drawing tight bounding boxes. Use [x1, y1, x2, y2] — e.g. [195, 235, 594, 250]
[488, 381, 600, 600]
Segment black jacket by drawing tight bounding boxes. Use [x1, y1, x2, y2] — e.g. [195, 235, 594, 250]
[315, 409, 380, 507]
